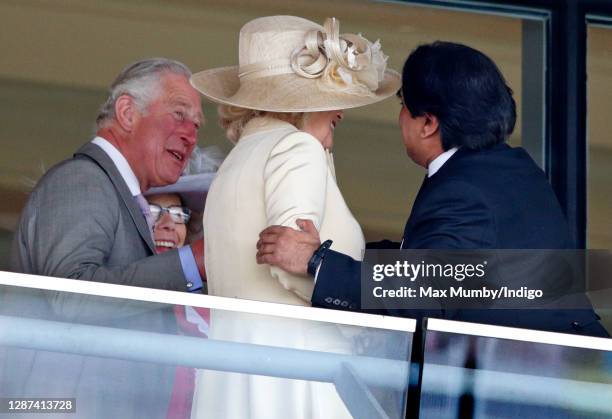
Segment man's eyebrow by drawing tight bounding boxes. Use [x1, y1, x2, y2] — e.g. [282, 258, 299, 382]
[172, 100, 189, 108]
[172, 100, 203, 122]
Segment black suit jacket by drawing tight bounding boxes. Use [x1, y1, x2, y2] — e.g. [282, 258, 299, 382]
[312, 144, 608, 337]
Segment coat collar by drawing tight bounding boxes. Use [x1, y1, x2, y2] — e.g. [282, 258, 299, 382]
[428, 142, 511, 181]
[241, 116, 298, 139]
[74, 142, 156, 253]
[427, 147, 459, 178]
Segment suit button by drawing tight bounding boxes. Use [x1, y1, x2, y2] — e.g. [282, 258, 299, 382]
[333, 299, 341, 305]
[341, 301, 349, 307]
[186, 282, 194, 288]
[571, 321, 582, 331]
[325, 297, 333, 304]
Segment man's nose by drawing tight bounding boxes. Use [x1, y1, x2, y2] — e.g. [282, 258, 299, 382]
[180, 122, 198, 145]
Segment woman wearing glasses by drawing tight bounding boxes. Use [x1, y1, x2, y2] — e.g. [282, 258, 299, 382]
[145, 147, 221, 419]
[145, 145, 222, 256]
[146, 192, 209, 419]
[146, 194, 191, 254]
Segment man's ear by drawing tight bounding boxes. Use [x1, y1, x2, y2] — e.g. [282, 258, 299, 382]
[114, 95, 137, 132]
[422, 113, 440, 138]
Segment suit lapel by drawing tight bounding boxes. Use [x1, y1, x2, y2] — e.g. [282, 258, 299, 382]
[74, 142, 156, 253]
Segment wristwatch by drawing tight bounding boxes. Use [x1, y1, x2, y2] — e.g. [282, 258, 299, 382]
[307, 240, 333, 277]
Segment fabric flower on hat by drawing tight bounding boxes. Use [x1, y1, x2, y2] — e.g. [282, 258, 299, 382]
[307, 21, 389, 97]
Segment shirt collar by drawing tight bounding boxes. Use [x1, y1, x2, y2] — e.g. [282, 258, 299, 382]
[428, 147, 459, 178]
[91, 136, 141, 196]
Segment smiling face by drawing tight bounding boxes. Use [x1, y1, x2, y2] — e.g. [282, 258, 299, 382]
[127, 72, 203, 191]
[302, 110, 344, 150]
[149, 193, 187, 253]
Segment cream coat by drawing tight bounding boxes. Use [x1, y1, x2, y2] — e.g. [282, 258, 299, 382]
[192, 117, 365, 419]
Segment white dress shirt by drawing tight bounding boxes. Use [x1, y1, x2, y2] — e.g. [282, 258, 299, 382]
[91, 136, 141, 196]
[428, 147, 459, 177]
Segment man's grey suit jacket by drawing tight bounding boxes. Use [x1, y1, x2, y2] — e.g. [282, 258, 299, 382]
[2, 142, 194, 418]
[11, 141, 190, 296]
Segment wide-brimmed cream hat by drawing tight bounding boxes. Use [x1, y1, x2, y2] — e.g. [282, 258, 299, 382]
[190, 15, 401, 112]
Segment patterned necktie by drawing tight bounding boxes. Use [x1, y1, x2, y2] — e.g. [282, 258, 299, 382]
[134, 193, 155, 239]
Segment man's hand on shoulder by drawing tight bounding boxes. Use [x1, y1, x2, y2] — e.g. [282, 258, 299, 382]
[256, 219, 321, 276]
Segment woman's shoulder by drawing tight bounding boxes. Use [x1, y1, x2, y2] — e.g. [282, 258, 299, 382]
[262, 130, 328, 181]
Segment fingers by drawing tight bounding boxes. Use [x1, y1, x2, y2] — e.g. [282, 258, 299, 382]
[257, 225, 292, 245]
[256, 222, 318, 270]
[256, 243, 275, 255]
[256, 251, 269, 264]
[256, 239, 279, 266]
[256, 248, 277, 265]
[259, 225, 286, 237]
[256, 234, 287, 267]
[257, 232, 281, 249]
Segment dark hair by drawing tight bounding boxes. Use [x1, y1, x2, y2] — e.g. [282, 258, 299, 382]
[400, 41, 516, 150]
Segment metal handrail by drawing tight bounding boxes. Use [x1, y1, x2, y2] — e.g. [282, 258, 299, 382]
[0, 315, 411, 392]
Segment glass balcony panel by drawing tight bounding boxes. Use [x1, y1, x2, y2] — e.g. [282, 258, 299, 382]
[0, 273, 415, 419]
[419, 319, 612, 419]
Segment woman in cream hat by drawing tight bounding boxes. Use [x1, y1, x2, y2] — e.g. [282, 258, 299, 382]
[190, 15, 400, 419]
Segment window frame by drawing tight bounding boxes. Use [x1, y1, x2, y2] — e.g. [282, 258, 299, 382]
[393, 0, 612, 248]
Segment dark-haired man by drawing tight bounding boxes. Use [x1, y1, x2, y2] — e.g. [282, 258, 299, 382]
[256, 41, 608, 337]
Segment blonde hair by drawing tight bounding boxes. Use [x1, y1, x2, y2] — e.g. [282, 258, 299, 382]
[218, 105, 305, 143]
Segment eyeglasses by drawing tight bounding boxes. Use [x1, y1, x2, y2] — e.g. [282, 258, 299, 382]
[148, 204, 191, 224]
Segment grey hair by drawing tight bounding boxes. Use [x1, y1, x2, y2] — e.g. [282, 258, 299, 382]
[96, 58, 192, 128]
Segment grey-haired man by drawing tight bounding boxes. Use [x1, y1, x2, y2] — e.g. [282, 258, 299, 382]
[4, 58, 205, 419]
